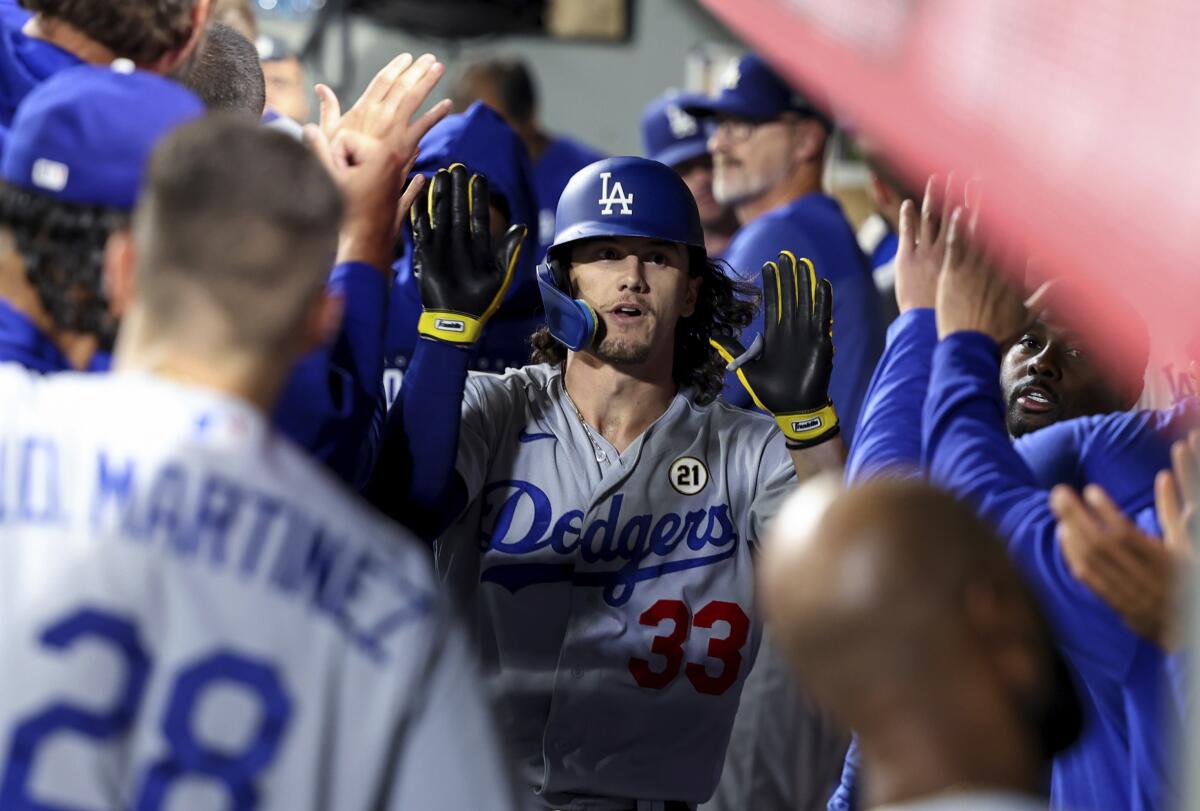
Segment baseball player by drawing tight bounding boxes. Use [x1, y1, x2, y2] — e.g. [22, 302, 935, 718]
[833, 180, 1166, 811]
[0, 114, 521, 810]
[922, 218, 1179, 811]
[370, 156, 846, 808]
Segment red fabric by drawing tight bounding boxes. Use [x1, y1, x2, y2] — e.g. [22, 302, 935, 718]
[703, 0, 1198, 373]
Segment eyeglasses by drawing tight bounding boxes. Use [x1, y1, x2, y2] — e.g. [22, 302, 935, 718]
[710, 115, 796, 143]
[711, 112, 820, 145]
[711, 117, 773, 144]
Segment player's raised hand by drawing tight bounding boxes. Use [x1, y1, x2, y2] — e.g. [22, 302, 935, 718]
[935, 206, 1028, 342]
[304, 124, 425, 271]
[412, 163, 527, 345]
[710, 251, 839, 449]
[1050, 472, 1192, 651]
[315, 52, 453, 166]
[895, 174, 957, 313]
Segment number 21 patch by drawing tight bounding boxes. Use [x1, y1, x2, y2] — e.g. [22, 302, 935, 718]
[669, 456, 709, 496]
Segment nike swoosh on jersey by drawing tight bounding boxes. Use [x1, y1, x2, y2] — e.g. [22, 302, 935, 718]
[517, 430, 556, 443]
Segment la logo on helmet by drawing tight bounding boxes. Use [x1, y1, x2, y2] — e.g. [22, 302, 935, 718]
[598, 172, 634, 216]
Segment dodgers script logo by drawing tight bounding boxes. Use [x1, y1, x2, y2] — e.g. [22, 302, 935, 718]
[598, 172, 634, 216]
[477, 480, 738, 607]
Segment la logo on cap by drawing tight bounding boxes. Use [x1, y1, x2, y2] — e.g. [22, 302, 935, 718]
[665, 104, 697, 139]
[598, 172, 634, 216]
[31, 158, 69, 192]
[720, 60, 741, 90]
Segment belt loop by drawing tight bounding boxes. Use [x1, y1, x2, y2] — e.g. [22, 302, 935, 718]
[635, 802, 665, 811]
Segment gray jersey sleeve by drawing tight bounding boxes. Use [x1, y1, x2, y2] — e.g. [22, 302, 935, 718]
[386, 600, 527, 811]
[456, 372, 521, 504]
[746, 432, 797, 546]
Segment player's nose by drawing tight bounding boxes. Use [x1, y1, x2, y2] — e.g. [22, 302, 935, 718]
[616, 255, 649, 290]
[1027, 346, 1063, 380]
[708, 127, 730, 154]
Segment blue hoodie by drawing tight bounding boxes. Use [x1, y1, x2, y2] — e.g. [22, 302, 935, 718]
[384, 101, 542, 408]
[0, 0, 82, 150]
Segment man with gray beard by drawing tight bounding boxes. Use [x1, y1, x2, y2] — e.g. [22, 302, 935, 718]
[686, 54, 882, 441]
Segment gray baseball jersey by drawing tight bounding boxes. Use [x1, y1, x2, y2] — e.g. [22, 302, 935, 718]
[0, 367, 521, 811]
[437, 362, 796, 808]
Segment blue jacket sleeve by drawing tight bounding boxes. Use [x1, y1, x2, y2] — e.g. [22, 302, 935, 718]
[366, 337, 469, 541]
[922, 331, 1139, 682]
[845, 308, 937, 482]
[1015, 399, 1198, 514]
[273, 262, 388, 485]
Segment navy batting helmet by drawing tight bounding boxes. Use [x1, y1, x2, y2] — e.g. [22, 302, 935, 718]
[537, 156, 706, 350]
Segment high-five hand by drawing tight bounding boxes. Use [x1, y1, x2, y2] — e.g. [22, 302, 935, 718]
[711, 251, 839, 449]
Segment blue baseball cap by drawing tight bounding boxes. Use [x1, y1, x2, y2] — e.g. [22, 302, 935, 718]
[640, 91, 712, 169]
[683, 53, 828, 125]
[1, 62, 205, 210]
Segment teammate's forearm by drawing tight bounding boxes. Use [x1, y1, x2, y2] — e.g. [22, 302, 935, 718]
[845, 308, 936, 483]
[336, 218, 397, 274]
[273, 262, 388, 484]
[366, 337, 470, 539]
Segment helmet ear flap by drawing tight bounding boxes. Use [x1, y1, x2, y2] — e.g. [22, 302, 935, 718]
[536, 258, 598, 352]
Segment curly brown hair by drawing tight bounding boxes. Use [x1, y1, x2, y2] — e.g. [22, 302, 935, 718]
[0, 181, 128, 350]
[530, 250, 758, 404]
[21, 0, 198, 65]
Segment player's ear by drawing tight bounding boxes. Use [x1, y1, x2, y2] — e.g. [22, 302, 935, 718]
[300, 289, 345, 356]
[151, 0, 212, 74]
[103, 228, 137, 319]
[681, 271, 703, 318]
[791, 118, 828, 165]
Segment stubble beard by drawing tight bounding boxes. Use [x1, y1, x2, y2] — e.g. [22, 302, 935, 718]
[594, 334, 654, 366]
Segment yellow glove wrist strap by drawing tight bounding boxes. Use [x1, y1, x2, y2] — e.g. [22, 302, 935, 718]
[418, 310, 485, 344]
[774, 404, 839, 444]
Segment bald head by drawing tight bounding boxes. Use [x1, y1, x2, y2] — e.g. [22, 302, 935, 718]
[762, 478, 1081, 786]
